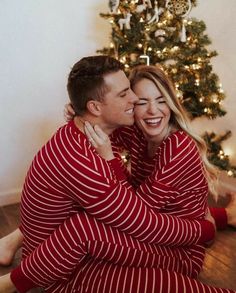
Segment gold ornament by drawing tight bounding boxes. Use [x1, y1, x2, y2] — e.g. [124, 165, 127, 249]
[166, 0, 192, 42]
[166, 0, 192, 17]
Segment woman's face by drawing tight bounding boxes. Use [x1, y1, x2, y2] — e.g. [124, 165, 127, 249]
[133, 78, 171, 142]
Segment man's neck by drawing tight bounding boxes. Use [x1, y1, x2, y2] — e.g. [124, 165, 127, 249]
[74, 116, 86, 134]
[74, 115, 115, 136]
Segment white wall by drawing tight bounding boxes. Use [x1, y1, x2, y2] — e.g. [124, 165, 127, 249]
[0, 0, 110, 205]
[0, 0, 236, 206]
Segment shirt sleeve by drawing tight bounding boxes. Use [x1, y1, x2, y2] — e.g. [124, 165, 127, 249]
[108, 156, 131, 182]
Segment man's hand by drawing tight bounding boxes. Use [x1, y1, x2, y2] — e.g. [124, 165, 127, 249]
[84, 122, 114, 161]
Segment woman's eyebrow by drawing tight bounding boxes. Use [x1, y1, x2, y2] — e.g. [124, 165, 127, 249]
[138, 97, 148, 100]
[138, 95, 164, 100]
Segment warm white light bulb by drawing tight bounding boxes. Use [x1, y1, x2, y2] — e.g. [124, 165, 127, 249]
[227, 170, 233, 177]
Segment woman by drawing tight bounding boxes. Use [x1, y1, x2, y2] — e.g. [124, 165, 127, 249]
[86, 64, 234, 231]
[84, 64, 222, 276]
[0, 63, 235, 293]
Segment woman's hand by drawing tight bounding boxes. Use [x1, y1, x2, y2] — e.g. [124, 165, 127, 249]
[84, 122, 115, 161]
[64, 103, 75, 121]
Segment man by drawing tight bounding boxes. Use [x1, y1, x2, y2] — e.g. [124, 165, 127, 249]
[1, 56, 227, 293]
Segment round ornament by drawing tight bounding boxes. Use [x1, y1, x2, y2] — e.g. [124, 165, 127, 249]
[166, 0, 192, 17]
[166, 0, 192, 42]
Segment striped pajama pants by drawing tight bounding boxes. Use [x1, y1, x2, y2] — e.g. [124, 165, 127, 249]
[21, 212, 233, 293]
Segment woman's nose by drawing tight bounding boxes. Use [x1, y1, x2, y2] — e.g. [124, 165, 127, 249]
[148, 101, 159, 114]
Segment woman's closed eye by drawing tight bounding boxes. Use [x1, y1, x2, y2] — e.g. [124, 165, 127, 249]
[136, 99, 148, 106]
[158, 97, 166, 103]
[136, 96, 166, 106]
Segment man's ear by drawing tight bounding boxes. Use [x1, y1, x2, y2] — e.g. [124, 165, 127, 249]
[86, 100, 101, 116]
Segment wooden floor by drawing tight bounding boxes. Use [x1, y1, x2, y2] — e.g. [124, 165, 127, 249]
[0, 203, 236, 292]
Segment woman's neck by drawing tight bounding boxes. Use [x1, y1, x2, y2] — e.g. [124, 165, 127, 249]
[146, 124, 175, 158]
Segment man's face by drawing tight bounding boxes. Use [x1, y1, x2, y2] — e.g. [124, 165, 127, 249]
[99, 70, 138, 131]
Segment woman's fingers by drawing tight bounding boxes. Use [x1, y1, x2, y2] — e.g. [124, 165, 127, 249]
[84, 122, 105, 147]
[94, 125, 109, 141]
[84, 124, 98, 147]
[84, 122, 108, 146]
[84, 122, 114, 160]
[84, 122, 101, 143]
[64, 103, 75, 121]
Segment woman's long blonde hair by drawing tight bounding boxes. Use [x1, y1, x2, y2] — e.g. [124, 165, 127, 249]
[129, 65, 218, 198]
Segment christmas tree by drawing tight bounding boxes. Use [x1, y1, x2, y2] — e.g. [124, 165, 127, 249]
[97, 0, 236, 176]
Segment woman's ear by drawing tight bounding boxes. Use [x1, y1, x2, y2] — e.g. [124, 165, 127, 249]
[86, 100, 101, 116]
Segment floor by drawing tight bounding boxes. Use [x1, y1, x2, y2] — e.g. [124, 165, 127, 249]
[0, 202, 236, 292]
[0, 204, 43, 293]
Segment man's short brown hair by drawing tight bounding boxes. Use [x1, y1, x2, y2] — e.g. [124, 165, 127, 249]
[67, 55, 124, 115]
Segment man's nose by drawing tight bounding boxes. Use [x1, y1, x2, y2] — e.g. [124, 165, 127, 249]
[130, 90, 139, 103]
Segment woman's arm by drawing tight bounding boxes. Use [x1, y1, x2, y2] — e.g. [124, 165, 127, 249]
[81, 123, 214, 246]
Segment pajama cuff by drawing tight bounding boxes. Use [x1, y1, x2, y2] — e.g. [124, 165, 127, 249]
[108, 157, 128, 181]
[11, 266, 36, 293]
[209, 207, 228, 230]
[199, 220, 215, 244]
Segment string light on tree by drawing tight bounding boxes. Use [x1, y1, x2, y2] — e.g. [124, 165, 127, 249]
[195, 79, 200, 86]
[227, 170, 234, 177]
[218, 83, 224, 93]
[120, 56, 126, 63]
[219, 150, 225, 159]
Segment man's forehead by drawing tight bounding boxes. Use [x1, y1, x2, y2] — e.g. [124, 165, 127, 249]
[104, 70, 130, 91]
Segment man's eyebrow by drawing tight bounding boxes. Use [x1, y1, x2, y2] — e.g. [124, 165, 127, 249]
[117, 87, 130, 96]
